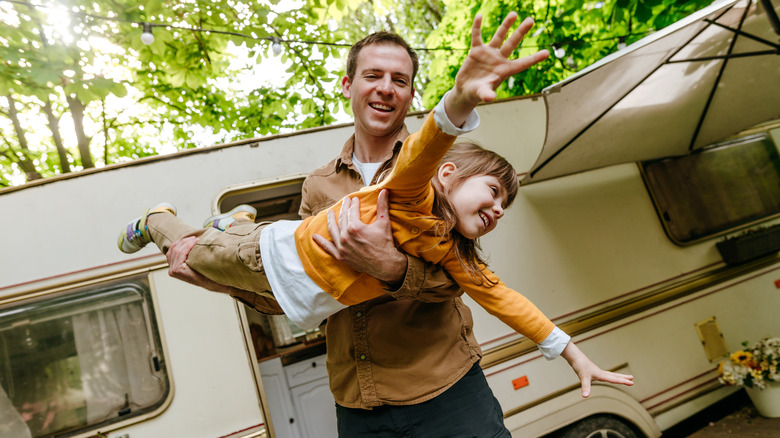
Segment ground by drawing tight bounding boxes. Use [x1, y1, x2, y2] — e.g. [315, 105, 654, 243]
[661, 390, 780, 437]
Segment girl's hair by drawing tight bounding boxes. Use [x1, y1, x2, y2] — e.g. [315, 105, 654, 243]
[431, 140, 520, 286]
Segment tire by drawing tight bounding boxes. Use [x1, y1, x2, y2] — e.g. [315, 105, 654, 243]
[553, 414, 641, 438]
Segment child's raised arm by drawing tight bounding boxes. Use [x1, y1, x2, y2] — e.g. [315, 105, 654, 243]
[444, 12, 549, 127]
[560, 341, 635, 398]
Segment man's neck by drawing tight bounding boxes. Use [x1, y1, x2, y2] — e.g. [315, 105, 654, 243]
[352, 127, 403, 163]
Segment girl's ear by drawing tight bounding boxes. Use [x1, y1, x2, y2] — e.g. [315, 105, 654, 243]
[436, 162, 458, 188]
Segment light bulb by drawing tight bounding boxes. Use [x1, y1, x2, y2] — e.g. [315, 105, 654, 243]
[617, 37, 627, 50]
[141, 23, 155, 45]
[272, 39, 282, 56]
[594, 1, 605, 9]
[552, 45, 565, 59]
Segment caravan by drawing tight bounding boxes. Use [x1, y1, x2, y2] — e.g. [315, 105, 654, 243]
[1, 93, 779, 437]
[2, 1, 779, 436]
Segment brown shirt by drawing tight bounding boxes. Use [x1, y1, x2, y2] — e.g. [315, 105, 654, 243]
[299, 126, 482, 409]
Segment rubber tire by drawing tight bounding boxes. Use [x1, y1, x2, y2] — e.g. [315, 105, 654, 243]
[553, 414, 641, 438]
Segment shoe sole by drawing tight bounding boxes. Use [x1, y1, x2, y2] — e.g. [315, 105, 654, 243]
[203, 205, 258, 228]
[118, 203, 177, 253]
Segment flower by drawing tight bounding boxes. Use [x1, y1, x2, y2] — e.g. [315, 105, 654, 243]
[718, 337, 780, 389]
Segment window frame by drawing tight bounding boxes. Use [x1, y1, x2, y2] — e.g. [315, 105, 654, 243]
[0, 273, 173, 438]
[640, 132, 780, 246]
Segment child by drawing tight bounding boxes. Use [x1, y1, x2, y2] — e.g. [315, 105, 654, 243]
[118, 14, 634, 396]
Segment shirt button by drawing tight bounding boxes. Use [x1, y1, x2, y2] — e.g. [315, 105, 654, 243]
[359, 354, 367, 361]
[355, 311, 362, 318]
[411, 227, 419, 234]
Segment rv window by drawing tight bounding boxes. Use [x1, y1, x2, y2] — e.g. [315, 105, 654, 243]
[0, 276, 169, 438]
[218, 178, 304, 222]
[642, 134, 780, 244]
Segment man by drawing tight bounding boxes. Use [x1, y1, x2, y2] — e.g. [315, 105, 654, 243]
[166, 12, 548, 437]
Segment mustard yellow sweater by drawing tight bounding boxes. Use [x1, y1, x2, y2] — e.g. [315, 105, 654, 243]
[295, 111, 554, 343]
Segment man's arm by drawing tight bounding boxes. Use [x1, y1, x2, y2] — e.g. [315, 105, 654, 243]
[166, 237, 232, 293]
[302, 174, 460, 301]
[166, 237, 284, 314]
[313, 191, 406, 285]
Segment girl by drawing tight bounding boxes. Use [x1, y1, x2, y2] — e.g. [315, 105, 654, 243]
[118, 16, 634, 395]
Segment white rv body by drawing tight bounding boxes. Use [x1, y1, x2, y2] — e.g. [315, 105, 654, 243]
[1, 95, 779, 438]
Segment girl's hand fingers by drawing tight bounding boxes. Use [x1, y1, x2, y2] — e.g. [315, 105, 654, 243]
[489, 11, 518, 50]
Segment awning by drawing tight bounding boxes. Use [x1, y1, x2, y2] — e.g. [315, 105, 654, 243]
[523, 0, 780, 184]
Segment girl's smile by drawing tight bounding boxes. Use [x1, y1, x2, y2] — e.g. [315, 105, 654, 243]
[448, 174, 507, 239]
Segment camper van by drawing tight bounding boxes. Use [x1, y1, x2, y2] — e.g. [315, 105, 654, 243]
[2, 86, 780, 437]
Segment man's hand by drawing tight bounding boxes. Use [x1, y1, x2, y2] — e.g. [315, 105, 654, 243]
[446, 13, 549, 125]
[313, 189, 407, 285]
[167, 236, 234, 293]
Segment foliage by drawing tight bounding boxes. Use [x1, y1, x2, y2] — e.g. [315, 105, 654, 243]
[719, 337, 780, 390]
[422, 0, 713, 107]
[1, 0, 714, 186]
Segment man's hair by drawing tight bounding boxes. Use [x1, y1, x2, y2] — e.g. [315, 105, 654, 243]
[432, 140, 520, 287]
[346, 32, 419, 83]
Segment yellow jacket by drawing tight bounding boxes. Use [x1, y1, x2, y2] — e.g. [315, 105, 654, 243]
[295, 110, 554, 343]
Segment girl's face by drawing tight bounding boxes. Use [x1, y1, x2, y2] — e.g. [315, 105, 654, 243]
[440, 167, 508, 239]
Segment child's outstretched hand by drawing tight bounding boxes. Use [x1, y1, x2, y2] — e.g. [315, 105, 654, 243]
[560, 342, 635, 398]
[445, 12, 549, 125]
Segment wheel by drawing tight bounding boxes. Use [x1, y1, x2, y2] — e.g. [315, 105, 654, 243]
[553, 414, 641, 438]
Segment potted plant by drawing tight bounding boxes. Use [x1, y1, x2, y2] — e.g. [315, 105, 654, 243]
[719, 337, 780, 417]
[716, 224, 780, 265]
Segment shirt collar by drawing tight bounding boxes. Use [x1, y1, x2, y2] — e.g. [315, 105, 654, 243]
[335, 125, 411, 172]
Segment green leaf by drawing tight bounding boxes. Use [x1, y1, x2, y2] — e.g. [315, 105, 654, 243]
[185, 72, 205, 89]
[635, 2, 653, 22]
[29, 69, 61, 86]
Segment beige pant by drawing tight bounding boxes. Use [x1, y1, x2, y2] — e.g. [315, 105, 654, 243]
[146, 212, 283, 314]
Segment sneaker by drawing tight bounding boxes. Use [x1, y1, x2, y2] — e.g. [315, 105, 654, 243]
[203, 205, 257, 231]
[117, 203, 177, 253]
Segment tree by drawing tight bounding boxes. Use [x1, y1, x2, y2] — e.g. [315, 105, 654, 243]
[0, 0, 715, 187]
[422, 0, 713, 107]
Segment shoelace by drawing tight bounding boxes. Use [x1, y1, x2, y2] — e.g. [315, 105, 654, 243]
[125, 221, 148, 246]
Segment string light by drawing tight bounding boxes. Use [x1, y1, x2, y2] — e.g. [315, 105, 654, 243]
[140, 22, 154, 45]
[271, 38, 282, 56]
[617, 36, 627, 50]
[4, 0, 647, 58]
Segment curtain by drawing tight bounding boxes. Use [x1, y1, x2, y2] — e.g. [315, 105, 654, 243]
[72, 302, 163, 423]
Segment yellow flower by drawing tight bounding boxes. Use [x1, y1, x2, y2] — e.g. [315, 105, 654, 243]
[730, 350, 754, 366]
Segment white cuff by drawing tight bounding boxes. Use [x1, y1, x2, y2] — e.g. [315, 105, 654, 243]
[537, 326, 571, 360]
[433, 90, 480, 136]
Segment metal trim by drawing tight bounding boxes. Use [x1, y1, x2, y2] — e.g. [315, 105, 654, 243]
[482, 254, 780, 369]
[502, 363, 630, 419]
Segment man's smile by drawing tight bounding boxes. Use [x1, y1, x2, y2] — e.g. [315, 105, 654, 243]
[370, 102, 394, 112]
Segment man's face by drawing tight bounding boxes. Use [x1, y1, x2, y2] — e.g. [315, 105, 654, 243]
[342, 43, 415, 139]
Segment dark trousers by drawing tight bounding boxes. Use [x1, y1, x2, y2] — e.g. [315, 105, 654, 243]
[336, 362, 511, 438]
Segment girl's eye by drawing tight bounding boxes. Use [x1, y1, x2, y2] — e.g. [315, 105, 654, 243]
[490, 186, 498, 195]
